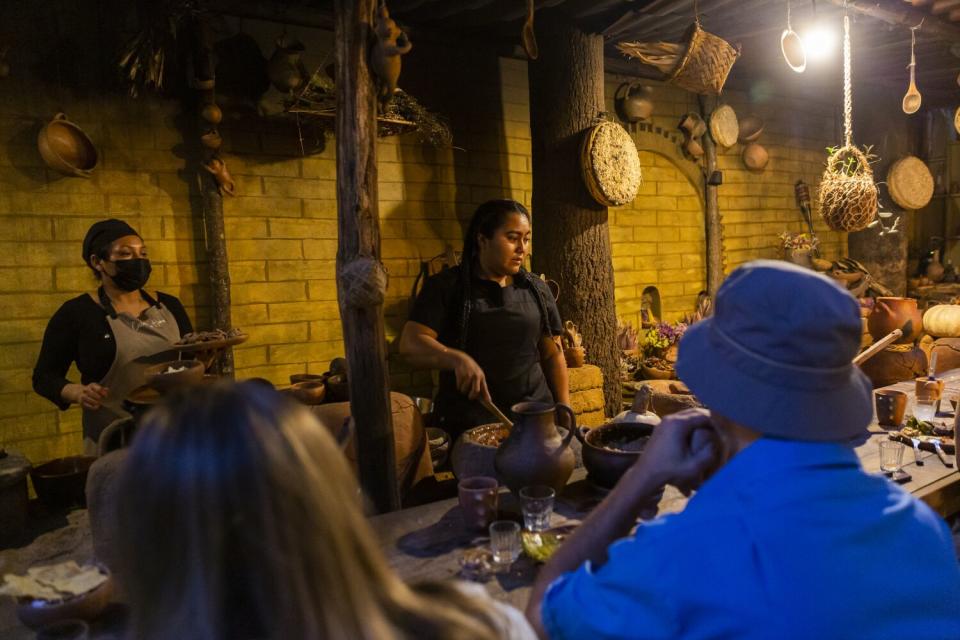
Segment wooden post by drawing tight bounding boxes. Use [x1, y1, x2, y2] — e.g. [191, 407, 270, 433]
[699, 96, 724, 297]
[529, 12, 621, 418]
[334, 0, 399, 512]
[195, 18, 234, 376]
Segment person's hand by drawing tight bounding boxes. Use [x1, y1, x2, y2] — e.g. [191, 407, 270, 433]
[633, 408, 722, 496]
[451, 352, 490, 402]
[67, 383, 109, 410]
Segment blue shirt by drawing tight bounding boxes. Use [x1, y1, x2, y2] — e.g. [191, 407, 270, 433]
[543, 438, 960, 639]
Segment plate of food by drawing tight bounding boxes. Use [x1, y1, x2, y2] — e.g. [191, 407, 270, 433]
[173, 328, 249, 352]
[1, 561, 113, 629]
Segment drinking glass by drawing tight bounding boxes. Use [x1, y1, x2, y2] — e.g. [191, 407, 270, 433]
[519, 485, 555, 532]
[879, 440, 905, 474]
[458, 477, 499, 531]
[488, 520, 521, 565]
[912, 398, 937, 422]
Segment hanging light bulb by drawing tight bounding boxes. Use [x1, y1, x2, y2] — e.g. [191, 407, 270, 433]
[803, 23, 838, 61]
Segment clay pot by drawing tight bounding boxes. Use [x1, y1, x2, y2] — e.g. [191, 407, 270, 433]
[564, 346, 585, 368]
[325, 373, 349, 402]
[37, 113, 98, 178]
[576, 421, 655, 489]
[930, 337, 960, 375]
[285, 380, 326, 405]
[926, 259, 945, 283]
[742, 143, 769, 170]
[494, 402, 576, 495]
[867, 297, 923, 344]
[858, 345, 927, 388]
[641, 362, 675, 380]
[268, 37, 306, 93]
[737, 114, 764, 143]
[200, 103, 222, 125]
[451, 423, 508, 480]
[616, 82, 654, 122]
[874, 389, 907, 427]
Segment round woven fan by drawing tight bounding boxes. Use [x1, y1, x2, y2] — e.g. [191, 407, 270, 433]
[580, 120, 642, 207]
[887, 155, 934, 210]
[709, 104, 739, 148]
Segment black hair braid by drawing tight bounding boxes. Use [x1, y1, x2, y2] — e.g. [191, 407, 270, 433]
[455, 199, 550, 350]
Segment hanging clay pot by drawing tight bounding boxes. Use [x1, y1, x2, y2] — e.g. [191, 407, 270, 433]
[37, 113, 98, 178]
[200, 103, 222, 125]
[200, 130, 222, 151]
[742, 143, 769, 170]
[737, 115, 764, 143]
[616, 82, 654, 122]
[267, 37, 306, 93]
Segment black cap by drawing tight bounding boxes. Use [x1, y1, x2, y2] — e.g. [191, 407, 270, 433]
[82, 219, 139, 266]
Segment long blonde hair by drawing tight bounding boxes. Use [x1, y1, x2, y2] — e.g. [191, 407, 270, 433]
[116, 381, 499, 640]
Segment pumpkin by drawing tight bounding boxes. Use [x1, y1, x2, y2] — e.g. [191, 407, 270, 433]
[922, 304, 960, 338]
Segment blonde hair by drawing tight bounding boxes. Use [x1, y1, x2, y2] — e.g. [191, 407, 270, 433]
[116, 381, 499, 640]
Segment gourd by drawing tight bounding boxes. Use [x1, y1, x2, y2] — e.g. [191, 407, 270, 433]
[923, 305, 960, 338]
[613, 384, 661, 427]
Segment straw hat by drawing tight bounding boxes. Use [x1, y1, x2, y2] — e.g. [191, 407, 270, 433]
[709, 104, 739, 148]
[887, 155, 934, 210]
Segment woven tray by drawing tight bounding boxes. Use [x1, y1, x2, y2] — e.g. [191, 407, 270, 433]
[887, 155, 934, 210]
[580, 121, 642, 207]
[709, 104, 739, 148]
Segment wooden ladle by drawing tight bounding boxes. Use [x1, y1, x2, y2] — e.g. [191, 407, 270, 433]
[902, 26, 922, 115]
[521, 0, 538, 60]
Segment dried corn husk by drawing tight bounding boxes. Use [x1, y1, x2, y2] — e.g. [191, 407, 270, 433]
[580, 121, 642, 207]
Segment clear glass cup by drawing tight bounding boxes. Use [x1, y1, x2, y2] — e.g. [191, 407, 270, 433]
[912, 397, 937, 422]
[519, 485, 555, 532]
[488, 520, 521, 565]
[879, 440, 905, 474]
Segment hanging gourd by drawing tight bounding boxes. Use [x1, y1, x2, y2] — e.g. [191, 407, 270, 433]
[817, 14, 878, 233]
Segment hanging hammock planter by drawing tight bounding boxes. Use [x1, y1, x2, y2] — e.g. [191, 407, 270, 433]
[817, 14, 878, 233]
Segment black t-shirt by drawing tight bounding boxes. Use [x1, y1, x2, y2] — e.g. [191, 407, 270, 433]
[409, 266, 563, 435]
[32, 292, 193, 409]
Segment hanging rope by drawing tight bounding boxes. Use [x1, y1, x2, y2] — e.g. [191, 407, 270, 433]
[843, 13, 852, 148]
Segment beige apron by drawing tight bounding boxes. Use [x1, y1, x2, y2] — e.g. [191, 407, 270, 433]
[82, 290, 182, 455]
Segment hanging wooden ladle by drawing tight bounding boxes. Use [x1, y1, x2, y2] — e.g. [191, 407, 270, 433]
[902, 22, 922, 115]
[521, 0, 538, 60]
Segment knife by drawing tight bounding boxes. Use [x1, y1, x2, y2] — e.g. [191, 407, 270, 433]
[909, 437, 924, 466]
[929, 438, 954, 468]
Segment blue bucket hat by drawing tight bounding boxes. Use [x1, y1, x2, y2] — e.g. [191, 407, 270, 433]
[676, 260, 872, 442]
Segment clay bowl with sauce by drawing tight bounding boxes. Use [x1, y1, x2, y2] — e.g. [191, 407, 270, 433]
[575, 421, 654, 489]
[144, 359, 205, 393]
[450, 423, 510, 480]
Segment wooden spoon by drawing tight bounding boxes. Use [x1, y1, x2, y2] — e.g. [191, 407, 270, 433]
[903, 28, 922, 115]
[521, 0, 538, 60]
[480, 396, 513, 428]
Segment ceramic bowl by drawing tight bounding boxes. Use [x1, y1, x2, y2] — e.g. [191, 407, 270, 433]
[285, 380, 327, 405]
[30, 456, 96, 508]
[576, 422, 654, 489]
[144, 359, 205, 393]
[289, 373, 325, 385]
[16, 572, 113, 630]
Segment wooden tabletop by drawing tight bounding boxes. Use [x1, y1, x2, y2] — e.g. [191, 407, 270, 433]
[373, 379, 960, 608]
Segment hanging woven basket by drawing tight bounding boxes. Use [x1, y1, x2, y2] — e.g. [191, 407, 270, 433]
[817, 146, 878, 232]
[580, 120, 642, 207]
[617, 22, 739, 96]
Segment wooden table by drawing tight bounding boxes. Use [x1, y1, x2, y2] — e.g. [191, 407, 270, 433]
[373, 380, 960, 608]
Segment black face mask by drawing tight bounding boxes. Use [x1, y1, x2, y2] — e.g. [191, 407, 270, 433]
[108, 258, 152, 292]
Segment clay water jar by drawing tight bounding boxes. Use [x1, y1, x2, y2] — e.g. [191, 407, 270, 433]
[868, 297, 923, 344]
[494, 402, 576, 495]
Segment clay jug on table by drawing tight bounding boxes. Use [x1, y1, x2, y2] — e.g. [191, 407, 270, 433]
[867, 297, 923, 344]
[494, 402, 576, 495]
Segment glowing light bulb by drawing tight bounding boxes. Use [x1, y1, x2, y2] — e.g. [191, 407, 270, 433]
[803, 25, 838, 61]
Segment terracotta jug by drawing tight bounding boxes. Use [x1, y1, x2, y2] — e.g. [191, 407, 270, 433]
[616, 82, 653, 122]
[494, 402, 576, 495]
[867, 297, 923, 344]
[267, 37, 306, 93]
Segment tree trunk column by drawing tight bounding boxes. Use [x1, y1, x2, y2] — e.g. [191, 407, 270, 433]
[529, 13, 621, 418]
[334, 0, 399, 512]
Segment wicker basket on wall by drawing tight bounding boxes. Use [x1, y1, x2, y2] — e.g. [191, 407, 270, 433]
[817, 146, 878, 232]
[580, 120, 642, 207]
[887, 155, 934, 210]
[617, 22, 739, 96]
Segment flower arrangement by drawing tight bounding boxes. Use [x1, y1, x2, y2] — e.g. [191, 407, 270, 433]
[778, 231, 819, 253]
[642, 321, 687, 358]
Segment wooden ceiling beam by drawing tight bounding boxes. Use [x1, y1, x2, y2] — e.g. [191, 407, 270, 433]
[824, 0, 960, 43]
[931, 0, 960, 15]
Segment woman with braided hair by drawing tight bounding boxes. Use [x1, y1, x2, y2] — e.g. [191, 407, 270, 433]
[400, 199, 569, 440]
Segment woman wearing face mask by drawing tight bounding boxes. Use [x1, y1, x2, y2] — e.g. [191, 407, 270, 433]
[32, 219, 193, 455]
[399, 199, 568, 440]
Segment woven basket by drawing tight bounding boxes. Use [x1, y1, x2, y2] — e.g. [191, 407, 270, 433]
[887, 155, 934, 210]
[617, 22, 738, 96]
[580, 120, 642, 207]
[671, 23, 739, 95]
[709, 104, 739, 148]
[817, 146, 878, 232]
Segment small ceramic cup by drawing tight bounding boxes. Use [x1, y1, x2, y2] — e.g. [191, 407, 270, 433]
[458, 476, 499, 532]
[915, 377, 945, 403]
[874, 389, 907, 427]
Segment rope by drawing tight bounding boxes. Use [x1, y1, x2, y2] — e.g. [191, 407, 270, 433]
[883, 343, 916, 353]
[786, 0, 792, 31]
[843, 13, 852, 148]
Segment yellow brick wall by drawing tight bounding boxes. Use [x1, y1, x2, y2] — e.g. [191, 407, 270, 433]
[603, 77, 847, 326]
[1, 20, 847, 463]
